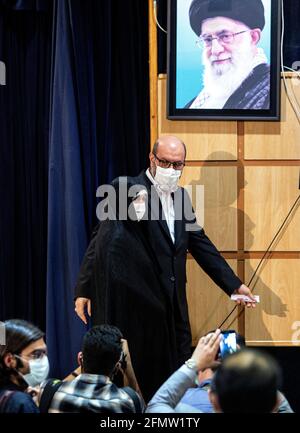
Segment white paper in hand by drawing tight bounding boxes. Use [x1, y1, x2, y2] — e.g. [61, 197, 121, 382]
[231, 294, 260, 303]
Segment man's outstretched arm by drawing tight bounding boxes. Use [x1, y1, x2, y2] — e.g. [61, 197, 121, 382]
[184, 188, 256, 307]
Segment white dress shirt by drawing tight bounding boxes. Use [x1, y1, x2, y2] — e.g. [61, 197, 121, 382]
[146, 169, 175, 243]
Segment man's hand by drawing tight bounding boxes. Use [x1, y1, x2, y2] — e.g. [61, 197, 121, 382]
[75, 297, 91, 324]
[120, 339, 134, 375]
[191, 329, 222, 371]
[234, 284, 257, 308]
[121, 339, 130, 361]
[27, 386, 41, 406]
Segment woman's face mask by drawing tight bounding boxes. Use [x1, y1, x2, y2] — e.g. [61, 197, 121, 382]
[133, 202, 146, 221]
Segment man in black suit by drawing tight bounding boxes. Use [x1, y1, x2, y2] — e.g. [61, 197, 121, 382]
[74, 135, 256, 401]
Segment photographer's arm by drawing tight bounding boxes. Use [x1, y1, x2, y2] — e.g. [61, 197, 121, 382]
[146, 330, 221, 413]
[121, 340, 144, 402]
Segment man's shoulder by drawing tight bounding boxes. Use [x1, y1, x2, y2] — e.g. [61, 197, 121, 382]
[182, 385, 209, 399]
[224, 63, 270, 110]
[253, 63, 270, 75]
[3, 390, 39, 413]
[119, 387, 144, 412]
[249, 63, 270, 85]
[111, 171, 146, 183]
[48, 378, 140, 413]
[111, 171, 148, 188]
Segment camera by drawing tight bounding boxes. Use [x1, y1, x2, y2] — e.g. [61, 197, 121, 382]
[219, 330, 237, 359]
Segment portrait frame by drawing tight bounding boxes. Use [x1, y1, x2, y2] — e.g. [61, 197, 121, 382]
[167, 0, 281, 121]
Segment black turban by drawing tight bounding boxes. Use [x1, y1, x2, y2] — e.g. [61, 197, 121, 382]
[189, 0, 265, 36]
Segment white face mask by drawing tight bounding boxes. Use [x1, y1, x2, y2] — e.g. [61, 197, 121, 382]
[17, 355, 50, 387]
[154, 166, 181, 193]
[133, 202, 146, 221]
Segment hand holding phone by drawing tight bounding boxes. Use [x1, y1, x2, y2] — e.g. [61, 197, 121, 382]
[219, 330, 237, 359]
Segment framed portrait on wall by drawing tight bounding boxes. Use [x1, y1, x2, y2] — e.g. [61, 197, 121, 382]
[167, 0, 281, 120]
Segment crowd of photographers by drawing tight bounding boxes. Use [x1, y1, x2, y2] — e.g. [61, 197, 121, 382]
[0, 320, 294, 413]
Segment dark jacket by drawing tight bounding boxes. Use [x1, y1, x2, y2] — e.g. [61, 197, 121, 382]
[74, 171, 242, 401]
[0, 384, 39, 413]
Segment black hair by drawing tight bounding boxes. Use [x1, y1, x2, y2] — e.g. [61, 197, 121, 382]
[211, 348, 282, 413]
[81, 325, 123, 376]
[0, 319, 44, 387]
[189, 0, 265, 36]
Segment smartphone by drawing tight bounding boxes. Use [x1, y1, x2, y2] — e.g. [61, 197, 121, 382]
[219, 330, 237, 359]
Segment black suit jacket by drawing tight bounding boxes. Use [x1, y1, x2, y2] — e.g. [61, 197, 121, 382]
[144, 171, 240, 319]
[74, 170, 242, 401]
[75, 170, 241, 333]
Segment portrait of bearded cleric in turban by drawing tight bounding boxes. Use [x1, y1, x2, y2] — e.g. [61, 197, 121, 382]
[171, 0, 276, 113]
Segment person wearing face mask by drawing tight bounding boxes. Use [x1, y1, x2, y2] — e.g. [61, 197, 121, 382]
[74, 135, 256, 402]
[0, 319, 49, 413]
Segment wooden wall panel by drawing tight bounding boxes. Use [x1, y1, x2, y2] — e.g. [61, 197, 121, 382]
[245, 259, 300, 346]
[186, 259, 238, 346]
[148, 0, 158, 145]
[180, 167, 237, 251]
[244, 167, 300, 251]
[151, 45, 300, 345]
[158, 76, 238, 161]
[245, 80, 300, 160]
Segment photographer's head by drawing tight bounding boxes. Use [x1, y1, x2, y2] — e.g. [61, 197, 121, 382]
[79, 325, 125, 378]
[0, 319, 48, 389]
[209, 349, 282, 413]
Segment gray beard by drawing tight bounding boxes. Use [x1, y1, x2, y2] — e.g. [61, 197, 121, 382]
[202, 47, 256, 99]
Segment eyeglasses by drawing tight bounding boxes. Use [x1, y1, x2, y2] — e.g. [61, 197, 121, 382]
[153, 154, 185, 170]
[196, 30, 249, 48]
[17, 349, 47, 361]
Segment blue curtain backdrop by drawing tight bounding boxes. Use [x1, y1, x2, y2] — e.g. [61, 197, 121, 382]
[1, 0, 149, 378]
[0, 0, 51, 327]
[46, 0, 150, 378]
[46, 0, 90, 377]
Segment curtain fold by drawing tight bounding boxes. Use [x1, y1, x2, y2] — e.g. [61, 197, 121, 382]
[46, 0, 150, 378]
[0, 0, 50, 11]
[46, 0, 89, 378]
[0, 2, 52, 328]
[1, 0, 150, 379]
